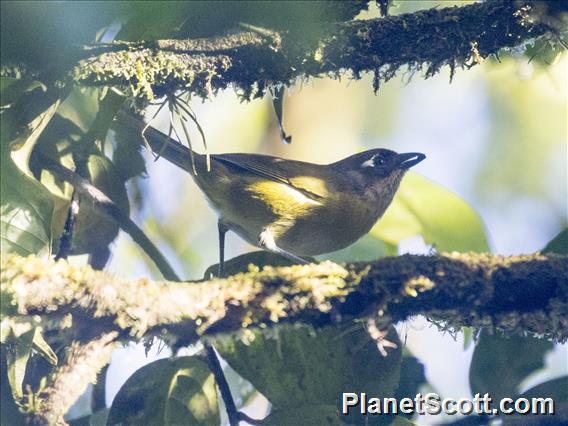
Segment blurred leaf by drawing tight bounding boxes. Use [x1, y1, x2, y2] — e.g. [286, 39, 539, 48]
[542, 228, 568, 254]
[111, 124, 147, 181]
[222, 363, 257, 409]
[1, 87, 61, 165]
[263, 405, 342, 425]
[68, 416, 90, 426]
[395, 355, 427, 416]
[107, 356, 219, 426]
[69, 154, 129, 255]
[91, 409, 110, 426]
[27, 88, 128, 257]
[0, 2, 118, 69]
[173, 1, 368, 38]
[0, 81, 61, 256]
[56, 88, 100, 133]
[117, 2, 195, 41]
[469, 331, 553, 402]
[445, 415, 491, 426]
[68, 409, 110, 426]
[319, 234, 391, 263]
[477, 58, 566, 202]
[373, 173, 490, 252]
[32, 149, 130, 256]
[519, 375, 568, 401]
[5, 327, 34, 400]
[203, 251, 313, 279]
[32, 329, 57, 366]
[1, 153, 54, 256]
[0, 77, 45, 109]
[390, 418, 419, 426]
[216, 323, 401, 425]
[1, 350, 26, 426]
[500, 376, 568, 425]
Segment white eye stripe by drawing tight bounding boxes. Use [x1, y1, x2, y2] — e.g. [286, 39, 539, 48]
[361, 154, 377, 168]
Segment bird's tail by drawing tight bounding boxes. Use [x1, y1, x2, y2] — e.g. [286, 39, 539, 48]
[114, 110, 207, 175]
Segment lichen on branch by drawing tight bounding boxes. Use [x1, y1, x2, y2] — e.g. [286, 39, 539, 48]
[2, 252, 567, 345]
[70, 1, 565, 101]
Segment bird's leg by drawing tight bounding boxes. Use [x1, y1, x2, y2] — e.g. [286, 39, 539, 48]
[258, 228, 309, 265]
[218, 221, 229, 277]
[366, 317, 398, 357]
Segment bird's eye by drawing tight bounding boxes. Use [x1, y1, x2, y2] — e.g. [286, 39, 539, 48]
[374, 154, 386, 165]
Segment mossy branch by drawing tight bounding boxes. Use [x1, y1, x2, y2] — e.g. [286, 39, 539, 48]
[70, 1, 565, 101]
[3, 252, 566, 424]
[3, 252, 567, 344]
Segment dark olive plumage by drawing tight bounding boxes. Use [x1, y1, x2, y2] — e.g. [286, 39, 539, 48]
[187, 148, 425, 272]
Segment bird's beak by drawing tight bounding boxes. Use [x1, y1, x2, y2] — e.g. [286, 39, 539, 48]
[397, 152, 426, 169]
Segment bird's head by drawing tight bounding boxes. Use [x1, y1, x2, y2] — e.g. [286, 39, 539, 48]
[334, 148, 426, 202]
[358, 148, 425, 176]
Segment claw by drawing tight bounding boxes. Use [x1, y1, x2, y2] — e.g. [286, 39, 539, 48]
[366, 317, 398, 357]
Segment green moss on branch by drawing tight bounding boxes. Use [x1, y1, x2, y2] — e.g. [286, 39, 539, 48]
[2, 252, 567, 345]
[69, 1, 565, 101]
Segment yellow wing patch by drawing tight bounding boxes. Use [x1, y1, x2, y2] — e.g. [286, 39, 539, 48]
[246, 180, 323, 217]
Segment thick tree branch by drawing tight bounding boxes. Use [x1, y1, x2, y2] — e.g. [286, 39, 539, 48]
[4, 252, 566, 423]
[2, 252, 567, 346]
[70, 1, 566, 100]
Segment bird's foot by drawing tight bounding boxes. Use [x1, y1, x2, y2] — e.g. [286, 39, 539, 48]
[366, 317, 398, 357]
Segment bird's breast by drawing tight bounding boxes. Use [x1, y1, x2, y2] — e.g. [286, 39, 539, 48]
[274, 194, 382, 256]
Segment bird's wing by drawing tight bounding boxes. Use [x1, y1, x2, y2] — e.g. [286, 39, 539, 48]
[212, 154, 326, 201]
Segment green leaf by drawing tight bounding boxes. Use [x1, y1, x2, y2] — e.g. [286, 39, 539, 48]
[372, 173, 490, 253]
[469, 331, 553, 402]
[68, 408, 109, 426]
[390, 418, 419, 426]
[5, 327, 35, 400]
[263, 405, 343, 425]
[216, 323, 401, 425]
[32, 328, 58, 366]
[1, 350, 26, 426]
[29, 111, 130, 255]
[203, 251, 313, 279]
[111, 124, 147, 181]
[69, 154, 129, 255]
[499, 376, 568, 424]
[1, 153, 54, 256]
[1, 83, 60, 257]
[542, 228, 568, 254]
[318, 234, 391, 263]
[395, 355, 427, 408]
[518, 376, 568, 402]
[0, 77, 46, 109]
[107, 356, 219, 426]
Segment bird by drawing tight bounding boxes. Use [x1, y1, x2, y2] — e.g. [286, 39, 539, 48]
[185, 148, 425, 276]
[118, 113, 425, 275]
[120, 110, 426, 276]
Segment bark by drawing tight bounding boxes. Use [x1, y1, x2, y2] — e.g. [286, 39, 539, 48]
[70, 1, 566, 100]
[4, 251, 567, 424]
[3, 252, 567, 344]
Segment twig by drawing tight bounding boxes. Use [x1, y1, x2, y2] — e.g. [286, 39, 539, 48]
[54, 190, 80, 260]
[204, 343, 240, 426]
